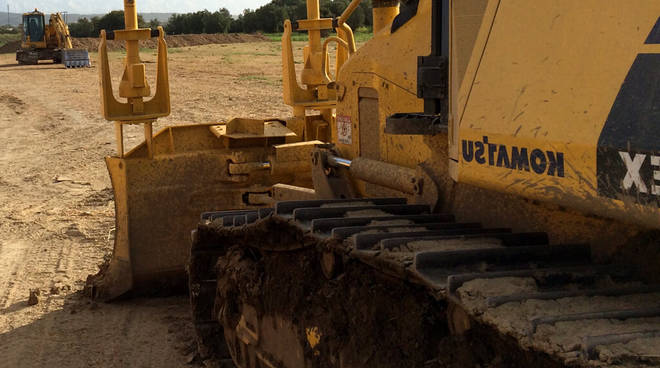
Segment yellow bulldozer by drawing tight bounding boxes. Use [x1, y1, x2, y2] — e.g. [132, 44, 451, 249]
[88, 0, 660, 366]
[17, 9, 90, 67]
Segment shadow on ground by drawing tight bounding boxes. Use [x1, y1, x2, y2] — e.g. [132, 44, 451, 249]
[0, 291, 197, 368]
[0, 63, 66, 70]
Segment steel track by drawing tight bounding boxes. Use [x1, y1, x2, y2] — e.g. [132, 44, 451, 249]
[190, 198, 660, 367]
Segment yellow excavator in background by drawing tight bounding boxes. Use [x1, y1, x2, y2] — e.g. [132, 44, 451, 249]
[89, 0, 660, 366]
[17, 9, 90, 67]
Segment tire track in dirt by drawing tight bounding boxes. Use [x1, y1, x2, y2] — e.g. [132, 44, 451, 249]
[0, 240, 30, 310]
[0, 50, 207, 368]
[0, 94, 26, 115]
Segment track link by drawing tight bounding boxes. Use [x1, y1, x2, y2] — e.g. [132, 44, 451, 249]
[190, 198, 660, 367]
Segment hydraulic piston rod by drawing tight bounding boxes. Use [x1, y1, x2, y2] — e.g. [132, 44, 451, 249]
[326, 155, 419, 194]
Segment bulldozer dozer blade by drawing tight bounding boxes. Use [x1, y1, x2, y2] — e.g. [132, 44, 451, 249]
[62, 48, 90, 68]
[87, 123, 297, 301]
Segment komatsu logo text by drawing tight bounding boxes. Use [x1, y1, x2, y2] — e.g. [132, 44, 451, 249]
[462, 136, 565, 178]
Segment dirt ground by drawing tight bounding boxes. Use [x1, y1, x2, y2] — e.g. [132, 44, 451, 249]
[0, 40, 296, 367]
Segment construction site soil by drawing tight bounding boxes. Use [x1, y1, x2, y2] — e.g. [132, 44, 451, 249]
[0, 40, 294, 367]
[0, 33, 270, 54]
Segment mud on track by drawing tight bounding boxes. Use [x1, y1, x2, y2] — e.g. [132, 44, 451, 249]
[216, 244, 564, 368]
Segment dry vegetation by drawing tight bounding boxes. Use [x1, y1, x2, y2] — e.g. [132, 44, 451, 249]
[0, 40, 304, 367]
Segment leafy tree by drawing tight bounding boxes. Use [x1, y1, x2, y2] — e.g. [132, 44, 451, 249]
[229, 14, 245, 33]
[360, 0, 373, 27]
[72, 0, 373, 36]
[293, 2, 308, 21]
[216, 9, 234, 33]
[147, 19, 161, 29]
[69, 17, 95, 37]
[348, 5, 366, 28]
[68, 11, 149, 37]
[95, 10, 146, 33]
[165, 14, 185, 34]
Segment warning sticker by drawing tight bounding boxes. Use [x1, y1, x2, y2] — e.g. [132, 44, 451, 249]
[337, 115, 352, 145]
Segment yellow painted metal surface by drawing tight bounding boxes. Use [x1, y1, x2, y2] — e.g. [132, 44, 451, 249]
[18, 10, 90, 67]
[48, 13, 73, 49]
[372, 3, 399, 34]
[91, 123, 313, 299]
[454, 0, 660, 229]
[20, 10, 74, 49]
[281, 0, 360, 143]
[326, 0, 659, 234]
[305, 327, 322, 349]
[333, 0, 430, 174]
[98, 5, 170, 122]
[20, 9, 45, 49]
[92, 0, 368, 298]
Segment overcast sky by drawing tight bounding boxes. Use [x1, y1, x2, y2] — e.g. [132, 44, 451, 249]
[2, 0, 267, 16]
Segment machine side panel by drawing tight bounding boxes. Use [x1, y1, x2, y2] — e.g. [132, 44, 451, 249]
[597, 53, 660, 206]
[333, 0, 431, 170]
[456, 0, 660, 229]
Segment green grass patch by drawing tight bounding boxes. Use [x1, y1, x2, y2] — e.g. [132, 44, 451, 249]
[263, 32, 308, 42]
[263, 29, 372, 43]
[353, 29, 372, 43]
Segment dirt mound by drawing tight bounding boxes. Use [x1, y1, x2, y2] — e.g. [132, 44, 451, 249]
[0, 34, 269, 54]
[0, 41, 21, 54]
[72, 33, 270, 52]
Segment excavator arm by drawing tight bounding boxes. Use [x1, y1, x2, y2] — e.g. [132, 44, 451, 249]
[47, 13, 90, 68]
[48, 13, 74, 49]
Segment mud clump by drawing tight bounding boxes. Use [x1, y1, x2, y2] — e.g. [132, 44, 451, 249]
[81, 188, 113, 207]
[27, 289, 40, 306]
[218, 246, 448, 368]
[210, 218, 566, 368]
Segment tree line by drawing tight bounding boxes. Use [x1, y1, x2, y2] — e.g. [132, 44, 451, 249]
[68, 0, 372, 37]
[230, 0, 372, 34]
